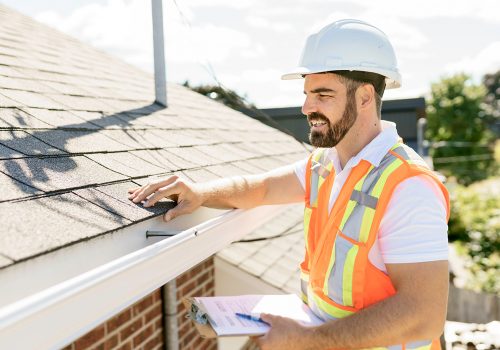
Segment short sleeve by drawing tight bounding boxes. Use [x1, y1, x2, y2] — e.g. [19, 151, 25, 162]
[293, 157, 309, 190]
[377, 175, 449, 264]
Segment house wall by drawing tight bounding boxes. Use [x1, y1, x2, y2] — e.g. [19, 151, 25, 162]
[215, 257, 284, 350]
[61, 258, 217, 350]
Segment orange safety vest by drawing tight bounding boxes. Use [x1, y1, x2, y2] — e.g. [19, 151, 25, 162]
[301, 142, 449, 350]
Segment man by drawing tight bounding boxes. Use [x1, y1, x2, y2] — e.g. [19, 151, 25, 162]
[128, 19, 449, 350]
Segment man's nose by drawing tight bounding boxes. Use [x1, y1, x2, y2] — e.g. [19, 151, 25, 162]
[301, 96, 317, 116]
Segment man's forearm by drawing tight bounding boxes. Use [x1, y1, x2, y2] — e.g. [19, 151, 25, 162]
[298, 261, 449, 350]
[198, 174, 267, 210]
[199, 165, 304, 210]
[306, 292, 442, 349]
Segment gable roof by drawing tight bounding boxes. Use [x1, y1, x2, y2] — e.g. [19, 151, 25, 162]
[0, 4, 307, 269]
[217, 204, 304, 294]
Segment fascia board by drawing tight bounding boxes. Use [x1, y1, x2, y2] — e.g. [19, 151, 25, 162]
[0, 204, 289, 350]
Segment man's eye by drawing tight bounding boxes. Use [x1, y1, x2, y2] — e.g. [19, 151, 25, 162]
[319, 94, 332, 98]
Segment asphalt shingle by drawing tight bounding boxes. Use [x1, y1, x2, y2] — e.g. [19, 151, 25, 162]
[74, 181, 175, 222]
[30, 129, 133, 153]
[148, 149, 198, 170]
[0, 254, 13, 268]
[0, 171, 42, 201]
[182, 168, 221, 182]
[0, 156, 126, 192]
[204, 164, 244, 178]
[128, 150, 183, 172]
[99, 130, 165, 149]
[171, 147, 220, 167]
[115, 111, 179, 129]
[0, 130, 66, 156]
[21, 107, 99, 129]
[0, 89, 65, 109]
[71, 110, 131, 129]
[0, 193, 131, 263]
[232, 160, 269, 174]
[45, 94, 114, 112]
[0, 108, 50, 128]
[195, 145, 247, 163]
[0, 143, 23, 159]
[151, 129, 209, 147]
[0, 64, 28, 78]
[218, 204, 305, 293]
[86, 152, 166, 177]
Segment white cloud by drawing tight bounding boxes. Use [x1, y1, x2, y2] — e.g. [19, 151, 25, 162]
[445, 42, 500, 78]
[35, 0, 253, 73]
[344, 0, 500, 22]
[187, 0, 253, 9]
[245, 16, 292, 32]
[29, 0, 500, 107]
[240, 43, 266, 59]
[36, 0, 153, 70]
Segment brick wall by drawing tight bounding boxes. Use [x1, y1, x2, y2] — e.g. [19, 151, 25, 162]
[62, 257, 217, 350]
[176, 257, 217, 350]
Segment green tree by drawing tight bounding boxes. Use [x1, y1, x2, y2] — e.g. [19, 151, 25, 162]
[426, 74, 495, 185]
[183, 81, 255, 110]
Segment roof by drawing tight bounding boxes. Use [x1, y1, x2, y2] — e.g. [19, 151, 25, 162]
[217, 204, 305, 294]
[0, 4, 307, 269]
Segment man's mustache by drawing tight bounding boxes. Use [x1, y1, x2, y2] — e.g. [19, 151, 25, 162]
[307, 112, 330, 125]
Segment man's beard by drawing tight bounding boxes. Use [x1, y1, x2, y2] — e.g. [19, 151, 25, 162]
[308, 95, 357, 148]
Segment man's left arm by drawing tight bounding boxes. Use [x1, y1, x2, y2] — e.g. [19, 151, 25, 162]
[257, 260, 449, 350]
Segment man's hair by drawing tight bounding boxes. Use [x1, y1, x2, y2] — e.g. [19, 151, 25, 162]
[331, 71, 385, 118]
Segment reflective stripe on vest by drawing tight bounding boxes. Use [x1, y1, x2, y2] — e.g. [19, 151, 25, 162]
[309, 148, 334, 207]
[302, 147, 334, 300]
[322, 150, 404, 307]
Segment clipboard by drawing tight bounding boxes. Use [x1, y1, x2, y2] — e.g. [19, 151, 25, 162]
[182, 297, 217, 338]
[182, 297, 268, 338]
[183, 294, 323, 338]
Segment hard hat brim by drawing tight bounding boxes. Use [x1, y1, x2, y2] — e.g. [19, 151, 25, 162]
[281, 66, 402, 89]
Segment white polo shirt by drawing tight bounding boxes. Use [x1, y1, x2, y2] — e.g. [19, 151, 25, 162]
[294, 121, 448, 272]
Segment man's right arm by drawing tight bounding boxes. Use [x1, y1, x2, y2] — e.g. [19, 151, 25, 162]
[128, 164, 305, 221]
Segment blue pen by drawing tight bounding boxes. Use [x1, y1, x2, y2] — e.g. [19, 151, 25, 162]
[235, 312, 270, 326]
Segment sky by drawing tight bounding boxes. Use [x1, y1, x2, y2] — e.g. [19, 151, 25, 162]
[1, 0, 499, 108]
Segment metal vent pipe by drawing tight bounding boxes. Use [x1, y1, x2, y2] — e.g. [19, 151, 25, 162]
[152, 0, 167, 106]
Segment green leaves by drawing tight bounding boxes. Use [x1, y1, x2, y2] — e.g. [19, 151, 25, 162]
[448, 178, 500, 293]
[426, 73, 496, 185]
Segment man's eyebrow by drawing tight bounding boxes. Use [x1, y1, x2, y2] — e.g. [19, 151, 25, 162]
[303, 88, 337, 95]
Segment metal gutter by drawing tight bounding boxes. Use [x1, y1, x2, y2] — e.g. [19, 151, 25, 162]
[0, 204, 289, 349]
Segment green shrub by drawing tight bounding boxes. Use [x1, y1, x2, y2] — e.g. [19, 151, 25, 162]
[448, 177, 500, 293]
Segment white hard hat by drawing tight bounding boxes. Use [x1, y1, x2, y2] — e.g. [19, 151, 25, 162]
[282, 19, 402, 89]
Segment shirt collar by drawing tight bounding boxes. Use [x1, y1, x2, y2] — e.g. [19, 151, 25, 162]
[328, 120, 400, 172]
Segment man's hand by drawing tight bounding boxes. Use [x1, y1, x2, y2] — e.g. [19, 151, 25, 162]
[254, 314, 315, 350]
[127, 165, 304, 222]
[128, 175, 204, 221]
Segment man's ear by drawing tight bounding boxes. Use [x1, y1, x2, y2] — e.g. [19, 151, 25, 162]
[357, 83, 374, 110]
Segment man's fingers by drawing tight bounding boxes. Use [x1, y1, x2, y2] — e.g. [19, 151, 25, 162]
[131, 176, 179, 203]
[143, 183, 181, 207]
[128, 187, 142, 199]
[259, 313, 277, 324]
[163, 204, 183, 222]
[251, 335, 265, 347]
